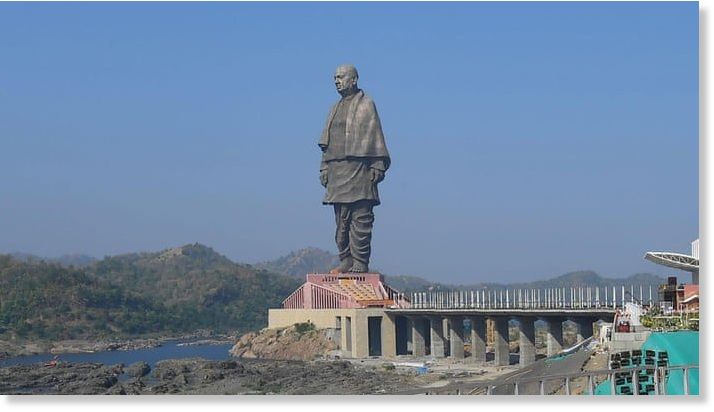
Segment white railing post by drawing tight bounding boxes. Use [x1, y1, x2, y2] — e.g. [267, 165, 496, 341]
[545, 288, 549, 308]
[649, 285, 653, 307]
[653, 368, 660, 395]
[564, 377, 570, 395]
[621, 286, 625, 307]
[556, 288, 560, 308]
[683, 367, 689, 395]
[630, 285, 634, 303]
[610, 372, 617, 395]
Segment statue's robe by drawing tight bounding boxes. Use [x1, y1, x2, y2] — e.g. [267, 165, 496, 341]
[319, 90, 391, 205]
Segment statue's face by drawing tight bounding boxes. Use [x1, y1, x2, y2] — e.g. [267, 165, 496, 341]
[334, 67, 357, 94]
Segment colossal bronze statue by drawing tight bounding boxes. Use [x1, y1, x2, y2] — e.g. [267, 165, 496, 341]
[318, 64, 390, 273]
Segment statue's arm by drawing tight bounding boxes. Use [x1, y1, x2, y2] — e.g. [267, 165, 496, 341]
[369, 159, 387, 171]
[320, 153, 328, 172]
[369, 159, 386, 183]
[318, 103, 339, 188]
[320, 153, 328, 187]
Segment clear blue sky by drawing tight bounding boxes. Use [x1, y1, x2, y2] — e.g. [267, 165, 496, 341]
[0, 2, 698, 284]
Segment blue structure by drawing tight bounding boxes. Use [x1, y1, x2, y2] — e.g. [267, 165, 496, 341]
[595, 331, 699, 395]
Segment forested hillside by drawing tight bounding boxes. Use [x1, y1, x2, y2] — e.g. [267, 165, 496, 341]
[0, 255, 180, 340]
[0, 244, 301, 341]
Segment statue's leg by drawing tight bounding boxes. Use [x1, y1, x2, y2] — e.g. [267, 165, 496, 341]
[333, 204, 352, 272]
[348, 200, 374, 273]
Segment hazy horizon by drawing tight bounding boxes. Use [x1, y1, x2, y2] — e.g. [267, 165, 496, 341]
[1, 242, 678, 284]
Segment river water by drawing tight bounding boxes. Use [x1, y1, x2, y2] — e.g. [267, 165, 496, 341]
[0, 341, 234, 368]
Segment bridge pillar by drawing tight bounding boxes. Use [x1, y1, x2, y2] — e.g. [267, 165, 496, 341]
[491, 316, 510, 366]
[448, 317, 464, 359]
[410, 317, 427, 357]
[575, 318, 594, 342]
[429, 317, 446, 358]
[545, 318, 564, 357]
[468, 316, 486, 363]
[517, 317, 535, 367]
[382, 314, 397, 358]
[443, 318, 451, 357]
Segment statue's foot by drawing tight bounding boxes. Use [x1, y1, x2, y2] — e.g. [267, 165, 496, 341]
[348, 261, 368, 273]
[330, 258, 353, 274]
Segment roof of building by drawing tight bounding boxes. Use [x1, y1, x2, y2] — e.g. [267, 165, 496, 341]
[680, 294, 699, 304]
[644, 252, 699, 272]
[330, 281, 379, 301]
[282, 273, 409, 309]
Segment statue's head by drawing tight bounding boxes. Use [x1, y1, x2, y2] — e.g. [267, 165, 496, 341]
[334, 64, 359, 96]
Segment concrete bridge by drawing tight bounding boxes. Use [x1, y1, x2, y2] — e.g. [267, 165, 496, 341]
[378, 285, 653, 366]
[270, 279, 655, 365]
[386, 307, 615, 367]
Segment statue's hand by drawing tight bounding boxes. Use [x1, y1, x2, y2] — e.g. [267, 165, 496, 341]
[320, 170, 328, 187]
[370, 168, 385, 183]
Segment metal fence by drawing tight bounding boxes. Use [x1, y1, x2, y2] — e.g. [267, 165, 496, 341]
[397, 364, 699, 395]
[410, 285, 658, 310]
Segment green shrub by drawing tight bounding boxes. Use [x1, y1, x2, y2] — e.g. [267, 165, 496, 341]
[293, 322, 315, 335]
[382, 363, 396, 371]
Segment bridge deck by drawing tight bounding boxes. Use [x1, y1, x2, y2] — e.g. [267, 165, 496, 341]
[387, 308, 615, 318]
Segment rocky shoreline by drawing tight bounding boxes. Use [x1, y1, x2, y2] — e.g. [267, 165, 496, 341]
[0, 332, 237, 360]
[0, 358, 425, 395]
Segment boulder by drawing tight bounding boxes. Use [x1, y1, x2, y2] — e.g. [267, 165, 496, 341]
[230, 324, 337, 361]
[126, 361, 151, 378]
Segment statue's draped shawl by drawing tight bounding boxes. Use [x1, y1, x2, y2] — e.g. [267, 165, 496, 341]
[318, 90, 391, 170]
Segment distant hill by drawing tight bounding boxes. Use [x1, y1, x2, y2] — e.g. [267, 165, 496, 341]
[10, 252, 97, 268]
[0, 244, 302, 342]
[253, 248, 667, 294]
[382, 274, 442, 293]
[0, 255, 181, 341]
[88, 243, 302, 333]
[254, 247, 339, 277]
[508, 271, 667, 290]
[384, 270, 667, 294]
[53, 254, 98, 267]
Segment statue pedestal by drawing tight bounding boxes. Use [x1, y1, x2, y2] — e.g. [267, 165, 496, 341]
[328, 271, 379, 276]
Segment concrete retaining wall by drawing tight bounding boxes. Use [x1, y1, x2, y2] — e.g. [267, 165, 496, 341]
[268, 308, 396, 359]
